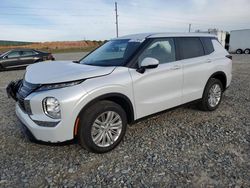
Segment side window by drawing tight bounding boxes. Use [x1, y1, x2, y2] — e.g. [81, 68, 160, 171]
[7, 51, 21, 58]
[178, 37, 204, 59]
[21, 50, 35, 56]
[138, 38, 176, 65]
[200, 37, 214, 55]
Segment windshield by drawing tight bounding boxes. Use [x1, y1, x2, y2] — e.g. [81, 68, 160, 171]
[80, 39, 142, 66]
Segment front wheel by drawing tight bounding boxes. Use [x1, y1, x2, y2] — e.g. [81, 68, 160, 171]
[77, 100, 127, 153]
[0, 64, 4, 71]
[198, 78, 223, 111]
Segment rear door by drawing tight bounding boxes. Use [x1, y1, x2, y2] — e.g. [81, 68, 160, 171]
[129, 38, 183, 119]
[1, 51, 22, 68]
[176, 37, 213, 103]
[20, 50, 39, 65]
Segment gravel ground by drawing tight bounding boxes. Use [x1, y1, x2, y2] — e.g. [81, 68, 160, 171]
[53, 52, 88, 61]
[0, 55, 249, 187]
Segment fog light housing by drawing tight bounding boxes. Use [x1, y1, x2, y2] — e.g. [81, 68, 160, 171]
[42, 97, 61, 119]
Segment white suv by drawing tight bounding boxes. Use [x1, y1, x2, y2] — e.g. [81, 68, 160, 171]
[7, 33, 232, 153]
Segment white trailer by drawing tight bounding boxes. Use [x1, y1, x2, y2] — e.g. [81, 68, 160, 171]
[195, 29, 227, 48]
[229, 29, 250, 54]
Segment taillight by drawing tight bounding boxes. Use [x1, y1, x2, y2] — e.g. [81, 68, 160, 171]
[48, 53, 54, 60]
[226, 55, 232, 60]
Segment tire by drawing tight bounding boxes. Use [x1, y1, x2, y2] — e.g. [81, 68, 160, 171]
[0, 64, 3, 71]
[77, 100, 127, 153]
[244, 49, 250, 54]
[236, 49, 242, 54]
[198, 78, 223, 111]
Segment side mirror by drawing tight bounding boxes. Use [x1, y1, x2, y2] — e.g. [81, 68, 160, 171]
[137, 57, 159, 73]
[4, 55, 8, 59]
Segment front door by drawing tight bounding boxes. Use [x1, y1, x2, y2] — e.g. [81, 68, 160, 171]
[129, 38, 183, 119]
[1, 51, 22, 68]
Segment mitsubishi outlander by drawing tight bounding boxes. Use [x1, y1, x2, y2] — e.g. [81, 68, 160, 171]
[7, 33, 232, 153]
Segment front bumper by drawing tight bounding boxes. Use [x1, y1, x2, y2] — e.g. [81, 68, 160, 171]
[13, 82, 89, 143]
[17, 113, 75, 145]
[16, 104, 72, 143]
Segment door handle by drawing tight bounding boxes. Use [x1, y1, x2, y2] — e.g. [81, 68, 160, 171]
[170, 65, 181, 70]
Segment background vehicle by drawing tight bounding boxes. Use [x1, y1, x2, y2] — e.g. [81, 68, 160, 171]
[229, 29, 250, 54]
[7, 33, 232, 153]
[0, 49, 55, 70]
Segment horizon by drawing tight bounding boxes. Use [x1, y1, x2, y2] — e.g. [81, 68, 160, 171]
[1, 0, 250, 42]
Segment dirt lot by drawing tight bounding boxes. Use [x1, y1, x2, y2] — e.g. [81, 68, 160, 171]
[0, 55, 249, 187]
[0, 41, 101, 54]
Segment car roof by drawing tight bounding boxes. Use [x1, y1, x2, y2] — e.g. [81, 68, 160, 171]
[113, 32, 216, 41]
[10, 48, 35, 51]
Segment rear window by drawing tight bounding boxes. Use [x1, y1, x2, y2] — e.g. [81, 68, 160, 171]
[178, 37, 204, 59]
[200, 37, 214, 55]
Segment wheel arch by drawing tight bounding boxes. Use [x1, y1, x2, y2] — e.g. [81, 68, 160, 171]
[206, 71, 227, 91]
[74, 92, 135, 137]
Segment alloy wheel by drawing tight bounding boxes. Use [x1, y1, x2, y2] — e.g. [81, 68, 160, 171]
[208, 84, 222, 107]
[91, 111, 122, 147]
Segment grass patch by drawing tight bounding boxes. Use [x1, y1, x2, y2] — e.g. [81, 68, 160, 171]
[43, 46, 98, 54]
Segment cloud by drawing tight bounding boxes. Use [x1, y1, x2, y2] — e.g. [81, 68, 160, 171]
[0, 0, 249, 41]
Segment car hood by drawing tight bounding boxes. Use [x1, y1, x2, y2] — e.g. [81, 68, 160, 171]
[25, 61, 116, 84]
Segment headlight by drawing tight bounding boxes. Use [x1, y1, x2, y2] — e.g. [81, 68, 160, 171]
[37, 80, 83, 91]
[42, 97, 61, 119]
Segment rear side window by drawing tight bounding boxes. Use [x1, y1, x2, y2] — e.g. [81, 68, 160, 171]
[177, 37, 204, 59]
[200, 37, 214, 55]
[21, 50, 36, 56]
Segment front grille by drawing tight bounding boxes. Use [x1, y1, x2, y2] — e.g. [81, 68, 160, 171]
[18, 96, 25, 111]
[18, 80, 40, 98]
[16, 80, 40, 114]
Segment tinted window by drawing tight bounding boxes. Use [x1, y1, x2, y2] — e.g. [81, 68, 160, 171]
[201, 37, 214, 55]
[178, 37, 204, 59]
[21, 50, 36, 56]
[7, 51, 21, 58]
[138, 38, 176, 65]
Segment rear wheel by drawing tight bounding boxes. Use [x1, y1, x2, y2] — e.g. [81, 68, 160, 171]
[199, 78, 223, 111]
[236, 49, 242, 54]
[244, 49, 250, 54]
[77, 100, 127, 153]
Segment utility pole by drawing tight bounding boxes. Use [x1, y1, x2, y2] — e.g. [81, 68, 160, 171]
[188, 23, 192, 32]
[115, 2, 119, 37]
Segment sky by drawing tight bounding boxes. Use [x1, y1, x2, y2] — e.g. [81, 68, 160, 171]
[0, 0, 250, 42]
